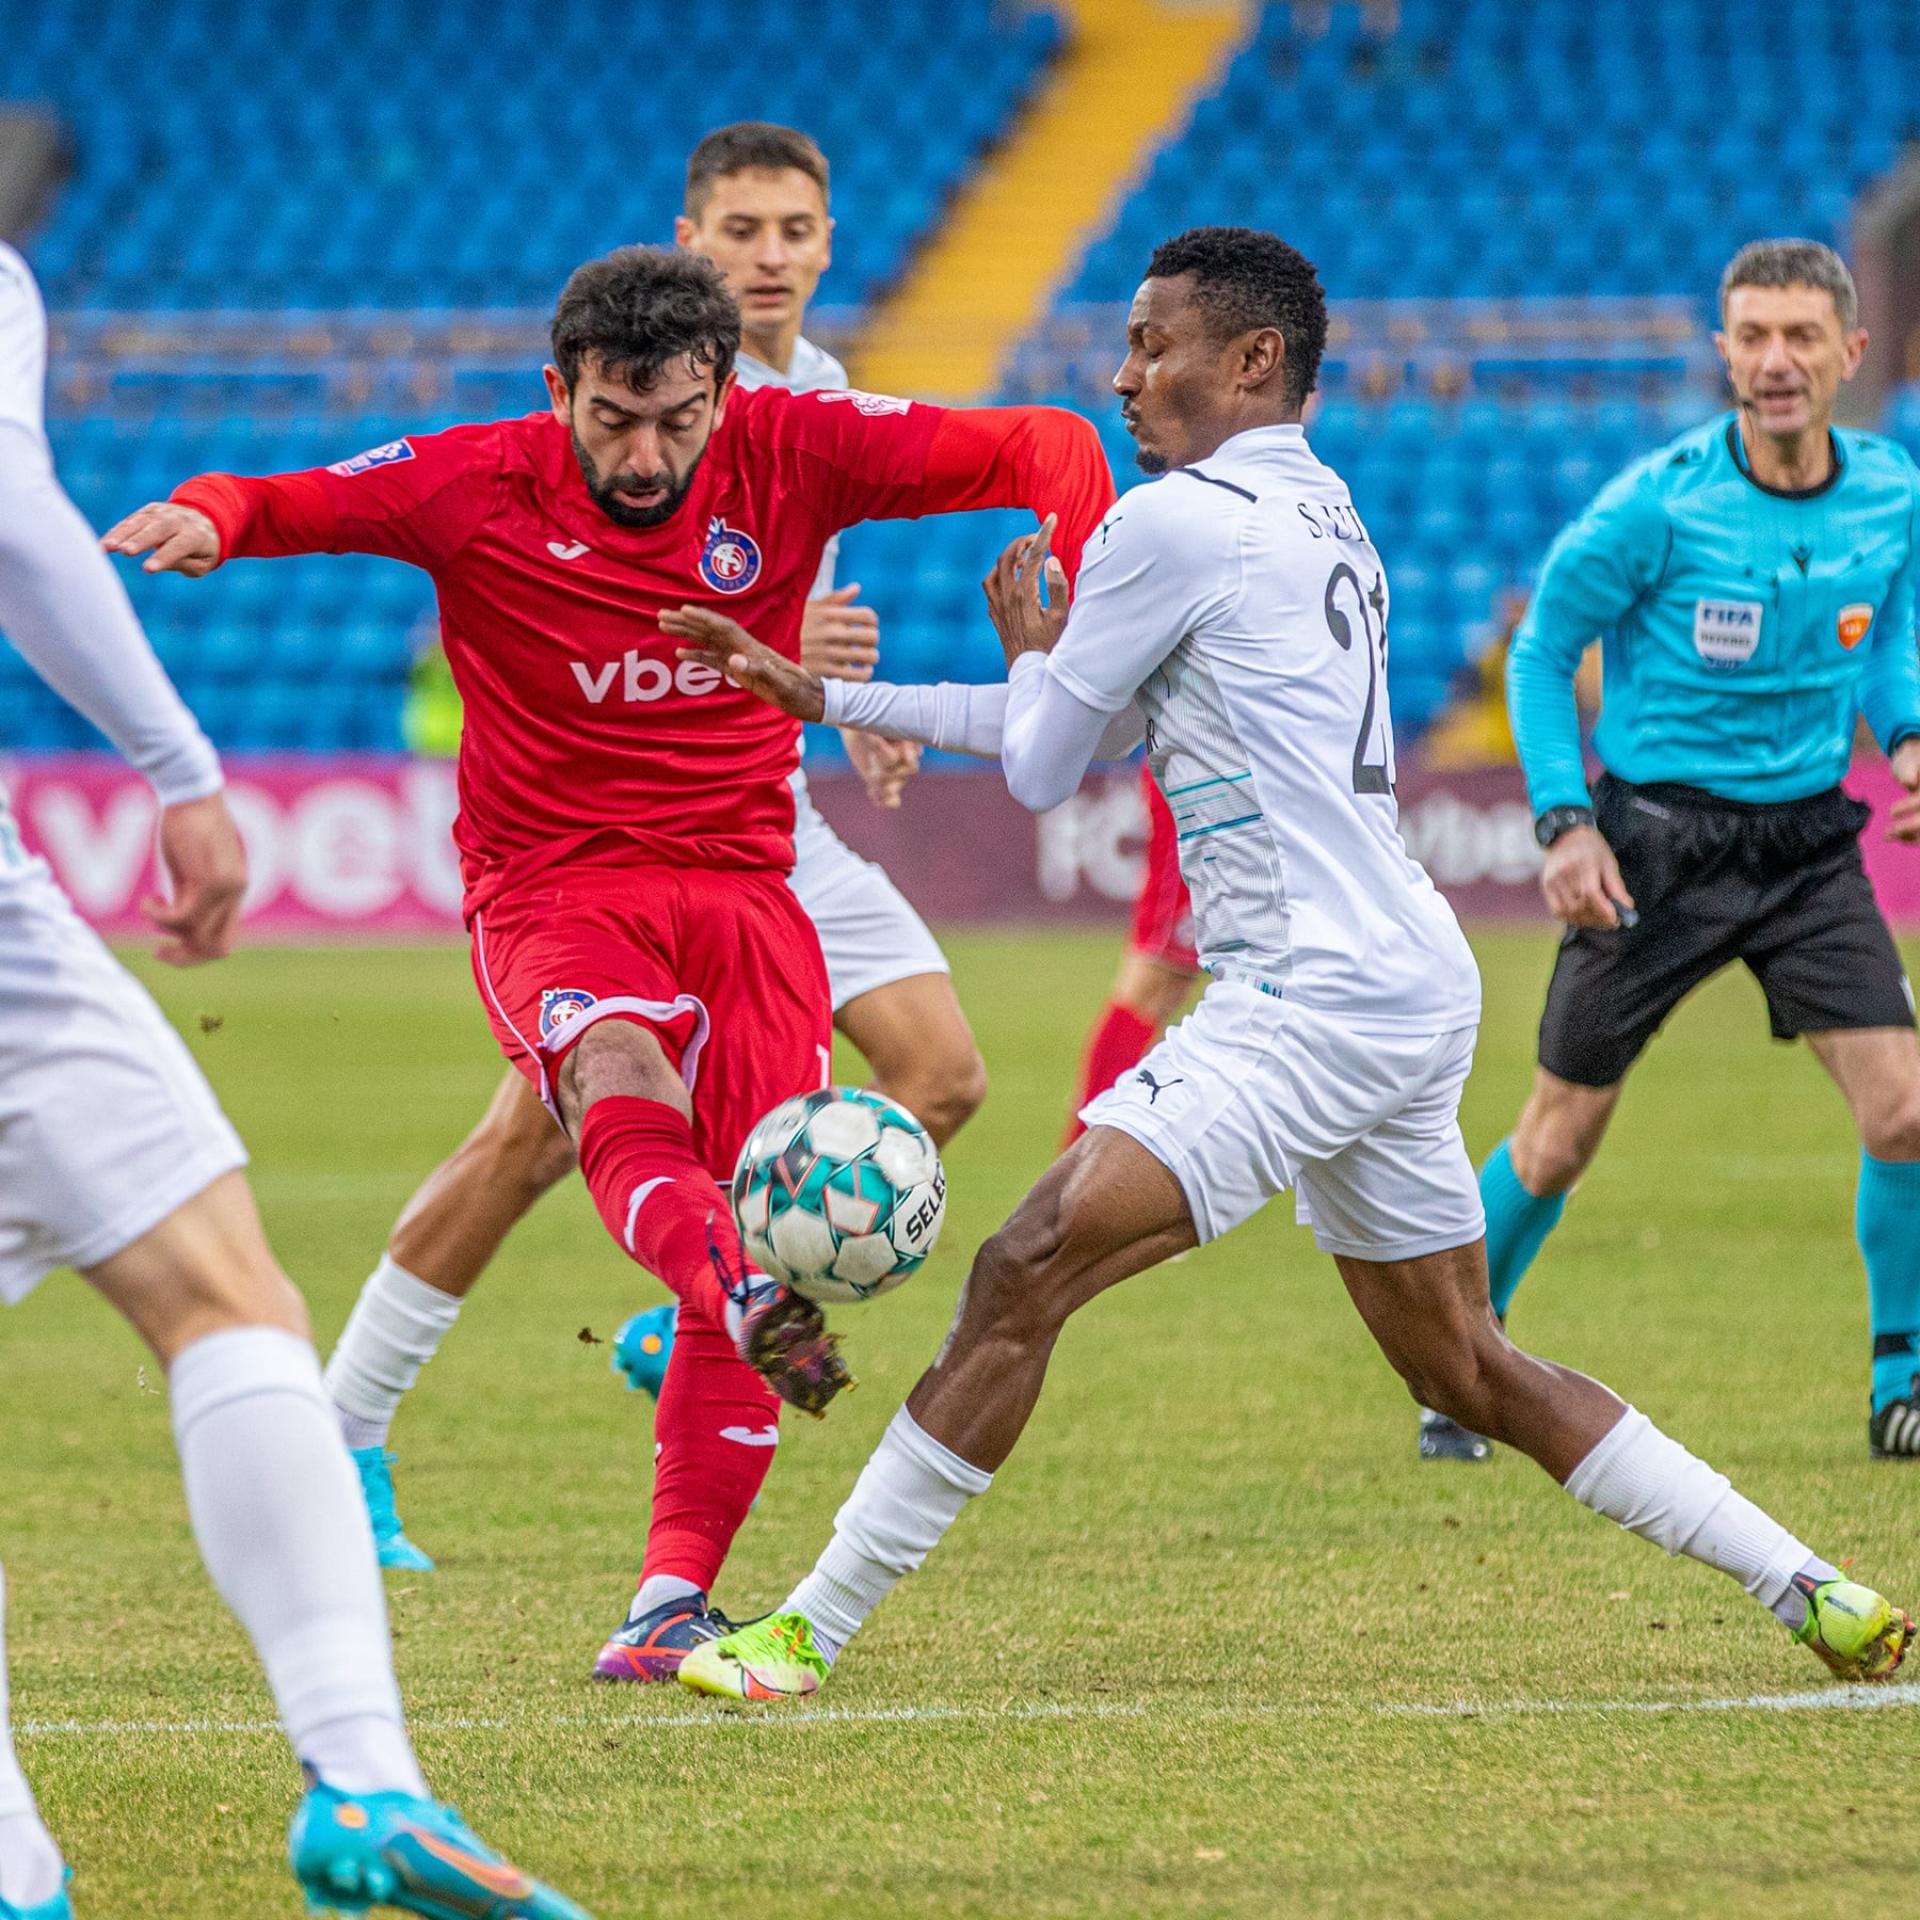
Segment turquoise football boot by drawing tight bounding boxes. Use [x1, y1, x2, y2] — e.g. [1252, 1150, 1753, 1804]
[291, 1778, 590, 1918]
[610, 1304, 677, 1399]
[350, 1449, 435, 1573]
[0, 1868, 72, 1919]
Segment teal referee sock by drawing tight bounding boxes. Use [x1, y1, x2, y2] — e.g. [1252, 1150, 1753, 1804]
[1860, 1151, 1920, 1414]
[1481, 1138, 1568, 1320]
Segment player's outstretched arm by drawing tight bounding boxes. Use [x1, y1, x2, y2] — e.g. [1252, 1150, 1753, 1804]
[101, 500, 224, 575]
[0, 432, 249, 963]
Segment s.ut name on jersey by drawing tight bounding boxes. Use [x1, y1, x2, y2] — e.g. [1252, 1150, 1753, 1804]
[1049, 425, 1481, 1035]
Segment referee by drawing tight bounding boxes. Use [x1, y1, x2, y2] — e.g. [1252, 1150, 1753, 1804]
[1425, 239, 1920, 1463]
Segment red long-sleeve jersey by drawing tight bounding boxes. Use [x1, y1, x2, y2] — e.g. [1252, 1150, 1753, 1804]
[174, 385, 1115, 917]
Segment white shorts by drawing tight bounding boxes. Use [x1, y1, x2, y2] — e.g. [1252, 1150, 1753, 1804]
[0, 866, 247, 1302]
[1080, 981, 1485, 1261]
[789, 773, 948, 1014]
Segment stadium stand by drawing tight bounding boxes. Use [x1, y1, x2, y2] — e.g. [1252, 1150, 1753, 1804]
[6, 0, 1918, 753]
[9, 0, 1062, 312]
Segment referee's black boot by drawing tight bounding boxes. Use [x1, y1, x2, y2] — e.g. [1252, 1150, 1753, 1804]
[1869, 1373, 1920, 1459]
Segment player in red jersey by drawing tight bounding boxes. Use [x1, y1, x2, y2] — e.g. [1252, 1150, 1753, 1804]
[1060, 763, 1203, 1146]
[104, 245, 1115, 1677]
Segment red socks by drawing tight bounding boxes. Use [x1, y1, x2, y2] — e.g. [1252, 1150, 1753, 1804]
[1062, 1000, 1159, 1148]
[643, 1310, 782, 1590]
[575, 1095, 780, 1590]
[576, 1096, 743, 1325]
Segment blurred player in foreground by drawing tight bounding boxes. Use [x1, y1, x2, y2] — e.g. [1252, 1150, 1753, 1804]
[107, 246, 1112, 1683]
[1059, 767, 1202, 1147]
[318, 123, 992, 1601]
[0, 246, 584, 1920]
[1451, 239, 1920, 1463]
[666, 227, 1911, 1705]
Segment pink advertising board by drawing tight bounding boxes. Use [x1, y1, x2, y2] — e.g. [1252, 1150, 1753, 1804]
[5, 753, 1917, 937]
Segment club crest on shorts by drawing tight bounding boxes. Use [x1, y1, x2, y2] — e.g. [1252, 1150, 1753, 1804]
[539, 988, 598, 1042]
[1837, 602, 1874, 649]
[698, 516, 762, 594]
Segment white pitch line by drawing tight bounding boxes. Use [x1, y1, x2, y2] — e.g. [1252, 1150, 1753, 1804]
[20, 1683, 1920, 1743]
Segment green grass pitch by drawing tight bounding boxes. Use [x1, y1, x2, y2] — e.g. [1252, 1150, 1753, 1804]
[6, 926, 1919, 1917]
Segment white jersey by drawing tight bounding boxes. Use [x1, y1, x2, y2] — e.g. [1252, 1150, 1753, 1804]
[1050, 424, 1480, 1034]
[733, 336, 848, 597]
[0, 243, 222, 887]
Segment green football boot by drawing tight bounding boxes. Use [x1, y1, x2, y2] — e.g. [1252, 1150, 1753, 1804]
[1791, 1574, 1912, 1682]
[677, 1611, 833, 1702]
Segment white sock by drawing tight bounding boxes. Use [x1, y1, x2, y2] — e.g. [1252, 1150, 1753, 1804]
[325, 1256, 464, 1452]
[630, 1575, 701, 1623]
[171, 1327, 428, 1799]
[0, 1566, 65, 1910]
[1565, 1407, 1834, 1626]
[783, 1406, 993, 1656]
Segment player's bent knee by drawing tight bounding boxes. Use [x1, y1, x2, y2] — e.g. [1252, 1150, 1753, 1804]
[893, 1046, 988, 1145]
[962, 1228, 1072, 1345]
[1861, 1090, 1920, 1163]
[86, 1172, 310, 1363]
[555, 1017, 687, 1131]
[1511, 1100, 1608, 1195]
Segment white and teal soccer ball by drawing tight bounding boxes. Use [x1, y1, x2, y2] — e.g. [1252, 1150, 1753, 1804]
[730, 1087, 946, 1305]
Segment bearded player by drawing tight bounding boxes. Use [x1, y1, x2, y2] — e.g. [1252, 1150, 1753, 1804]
[105, 246, 1114, 1683]
[314, 124, 993, 1599]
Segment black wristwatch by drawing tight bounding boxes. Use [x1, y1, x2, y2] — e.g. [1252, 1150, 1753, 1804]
[1533, 804, 1596, 849]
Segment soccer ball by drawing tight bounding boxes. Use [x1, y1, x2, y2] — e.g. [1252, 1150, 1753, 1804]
[731, 1087, 946, 1304]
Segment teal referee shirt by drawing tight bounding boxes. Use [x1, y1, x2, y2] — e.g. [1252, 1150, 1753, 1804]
[1507, 412, 1920, 815]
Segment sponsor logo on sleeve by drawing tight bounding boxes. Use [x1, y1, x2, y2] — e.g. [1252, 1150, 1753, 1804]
[1692, 598, 1763, 669]
[698, 516, 762, 594]
[326, 439, 415, 476]
[539, 987, 598, 1042]
[1837, 602, 1874, 649]
[815, 388, 912, 417]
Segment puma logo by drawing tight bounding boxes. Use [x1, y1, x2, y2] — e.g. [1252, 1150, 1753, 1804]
[1135, 1068, 1183, 1104]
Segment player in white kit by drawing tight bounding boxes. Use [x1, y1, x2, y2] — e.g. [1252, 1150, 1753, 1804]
[0, 246, 584, 1918]
[671, 227, 1911, 1703]
[323, 125, 991, 1612]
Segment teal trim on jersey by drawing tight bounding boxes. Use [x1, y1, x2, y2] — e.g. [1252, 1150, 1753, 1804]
[1164, 770, 1254, 797]
[1176, 812, 1265, 840]
[1508, 413, 1920, 812]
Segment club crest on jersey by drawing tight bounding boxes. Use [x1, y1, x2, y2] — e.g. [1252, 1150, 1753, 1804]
[327, 439, 414, 476]
[539, 988, 597, 1042]
[1838, 602, 1874, 650]
[699, 516, 762, 594]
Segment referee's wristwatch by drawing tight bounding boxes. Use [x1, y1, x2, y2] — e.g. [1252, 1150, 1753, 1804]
[1533, 804, 1596, 849]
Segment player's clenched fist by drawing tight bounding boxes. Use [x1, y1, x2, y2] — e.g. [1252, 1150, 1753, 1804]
[1888, 737, 1920, 845]
[661, 604, 826, 723]
[101, 502, 223, 576]
[1541, 824, 1636, 930]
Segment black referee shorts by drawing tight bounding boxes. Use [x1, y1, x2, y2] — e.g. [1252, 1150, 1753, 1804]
[1538, 773, 1916, 1089]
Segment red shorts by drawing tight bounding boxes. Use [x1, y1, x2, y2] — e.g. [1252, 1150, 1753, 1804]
[471, 863, 831, 1179]
[1129, 764, 1199, 974]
